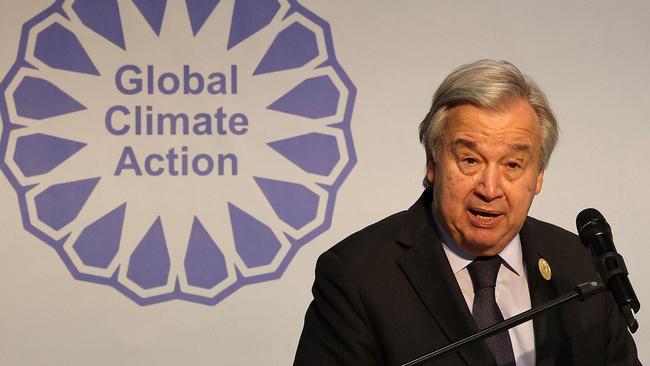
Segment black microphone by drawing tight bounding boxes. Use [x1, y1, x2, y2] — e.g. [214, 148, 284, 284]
[576, 208, 640, 333]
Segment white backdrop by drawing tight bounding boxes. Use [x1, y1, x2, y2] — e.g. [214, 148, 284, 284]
[0, 1, 648, 365]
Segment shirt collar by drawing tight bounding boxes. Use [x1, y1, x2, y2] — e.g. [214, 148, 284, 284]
[432, 211, 524, 276]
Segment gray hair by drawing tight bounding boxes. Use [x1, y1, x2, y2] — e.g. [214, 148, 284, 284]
[419, 59, 559, 188]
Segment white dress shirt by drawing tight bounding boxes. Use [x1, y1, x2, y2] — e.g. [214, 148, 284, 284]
[434, 217, 536, 365]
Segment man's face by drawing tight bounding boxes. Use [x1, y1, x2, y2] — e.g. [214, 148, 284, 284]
[427, 99, 544, 256]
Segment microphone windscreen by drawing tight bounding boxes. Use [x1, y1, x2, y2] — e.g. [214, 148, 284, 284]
[576, 207, 605, 233]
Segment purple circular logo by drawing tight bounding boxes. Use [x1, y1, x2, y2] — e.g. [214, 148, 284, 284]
[0, 0, 356, 305]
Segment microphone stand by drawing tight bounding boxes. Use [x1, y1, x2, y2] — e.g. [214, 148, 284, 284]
[401, 281, 605, 366]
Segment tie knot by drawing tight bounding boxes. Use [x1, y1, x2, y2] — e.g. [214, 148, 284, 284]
[468, 256, 502, 291]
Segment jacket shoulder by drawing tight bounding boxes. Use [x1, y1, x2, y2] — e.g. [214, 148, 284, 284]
[327, 209, 410, 262]
[525, 216, 579, 240]
[524, 216, 585, 252]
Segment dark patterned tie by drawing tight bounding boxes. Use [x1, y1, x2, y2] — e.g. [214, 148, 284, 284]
[467, 256, 516, 366]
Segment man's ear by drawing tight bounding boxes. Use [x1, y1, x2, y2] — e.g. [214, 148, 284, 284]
[534, 169, 544, 194]
[426, 158, 435, 185]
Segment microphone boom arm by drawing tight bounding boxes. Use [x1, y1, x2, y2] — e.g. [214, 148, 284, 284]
[401, 281, 606, 366]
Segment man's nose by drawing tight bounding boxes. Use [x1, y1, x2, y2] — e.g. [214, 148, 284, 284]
[474, 164, 504, 202]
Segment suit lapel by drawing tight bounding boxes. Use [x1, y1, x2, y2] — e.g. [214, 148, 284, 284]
[396, 191, 494, 365]
[520, 219, 563, 366]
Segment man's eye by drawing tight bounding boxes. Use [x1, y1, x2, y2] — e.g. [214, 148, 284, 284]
[507, 162, 521, 169]
[464, 157, 477, 164]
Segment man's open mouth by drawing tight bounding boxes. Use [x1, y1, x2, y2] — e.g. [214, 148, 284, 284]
[468, 208, 501, 218]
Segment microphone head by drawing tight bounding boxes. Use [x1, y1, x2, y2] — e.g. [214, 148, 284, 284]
[576, 208, 605, 233]
[576, 208, 612, 250]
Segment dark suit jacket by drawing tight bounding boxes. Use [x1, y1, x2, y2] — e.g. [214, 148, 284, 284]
[294, 190, 640, 365]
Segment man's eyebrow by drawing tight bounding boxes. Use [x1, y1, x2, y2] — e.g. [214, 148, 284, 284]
[508, 143, 532, 152]
[452, 139, 532, 153]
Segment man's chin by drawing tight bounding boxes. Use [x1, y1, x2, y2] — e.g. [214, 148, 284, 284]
[458, 236, 508, 257]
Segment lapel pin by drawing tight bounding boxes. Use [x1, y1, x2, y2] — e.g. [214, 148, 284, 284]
[538, 258, 552, 281]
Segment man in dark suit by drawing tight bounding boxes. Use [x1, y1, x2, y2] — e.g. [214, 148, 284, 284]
[294, 60, 640, 365]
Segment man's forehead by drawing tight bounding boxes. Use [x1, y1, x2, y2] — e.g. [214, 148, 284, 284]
[443, 100, 541, 142]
